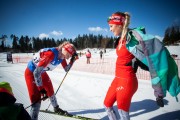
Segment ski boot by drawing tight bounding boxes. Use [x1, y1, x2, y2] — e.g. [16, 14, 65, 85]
[54, 105, 73, 117]
[156, 96, 164, 107]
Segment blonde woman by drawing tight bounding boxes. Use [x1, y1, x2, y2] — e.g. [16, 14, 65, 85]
[25, 41, 78, 120]
[104, 12, 139, 120]
[104, 12, 168, 120]
[104, 12, 180, 120]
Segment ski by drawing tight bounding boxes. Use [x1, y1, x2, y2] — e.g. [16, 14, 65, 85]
[40, 110, 98, 120]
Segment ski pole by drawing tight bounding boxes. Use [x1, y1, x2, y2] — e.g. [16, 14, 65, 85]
[46, 70, 69, 111]
[25, 71, 68, 110]
[54, 71, 69, 95]
[46, 53, 78, 111]
[25, 96, 48, 109]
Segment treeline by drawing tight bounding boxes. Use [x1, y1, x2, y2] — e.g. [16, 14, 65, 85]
[0, 34, 115, 53]
[163, 24, 180, 45]
[1, 24, 180, 52]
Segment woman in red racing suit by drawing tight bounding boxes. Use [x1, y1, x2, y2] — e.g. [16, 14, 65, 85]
[25, 41, 78, 120]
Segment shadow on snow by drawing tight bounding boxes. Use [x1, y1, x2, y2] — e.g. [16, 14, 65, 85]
[70, 99, 179, 120]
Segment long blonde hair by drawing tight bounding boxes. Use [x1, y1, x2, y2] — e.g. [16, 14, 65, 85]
[118, 12, 131, 49]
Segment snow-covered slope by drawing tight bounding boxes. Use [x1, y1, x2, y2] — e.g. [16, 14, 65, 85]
[0, 61, 180, 120]
[0, 44, 180, 120]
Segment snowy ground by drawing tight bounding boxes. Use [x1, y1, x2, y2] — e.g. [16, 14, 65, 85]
[0, 46, 180, 120]
[0, 62, 180, 120]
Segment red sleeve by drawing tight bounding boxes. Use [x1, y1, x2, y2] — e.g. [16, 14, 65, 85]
[38, 51, 55, 67]
[61, 59, 68, 69]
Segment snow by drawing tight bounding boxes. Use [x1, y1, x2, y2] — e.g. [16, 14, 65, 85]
[0, 46, 180, 120]
[166, 45, 180, 58]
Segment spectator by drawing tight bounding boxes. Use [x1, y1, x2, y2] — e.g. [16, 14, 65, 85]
[0, 81, 31, 120]
[86, 49, 91, 64]
[100, 50, 103, 59]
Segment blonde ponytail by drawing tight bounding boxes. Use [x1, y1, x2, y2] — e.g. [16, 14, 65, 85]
[118, 12, 130, 50]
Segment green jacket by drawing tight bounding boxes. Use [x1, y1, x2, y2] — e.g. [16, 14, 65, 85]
[0, 104, 22, 120]
[126, 27, 180, 98]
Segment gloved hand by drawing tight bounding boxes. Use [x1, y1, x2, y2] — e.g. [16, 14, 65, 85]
[70, 52, 78, 63]
[39, 88, 48, 101]
[64, 52, 78, 72]
[64, 64, 71, 72]
[156, 96, 164, 107]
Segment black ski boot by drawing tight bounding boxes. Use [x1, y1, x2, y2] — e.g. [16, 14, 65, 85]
[54, 106, 73, 116]
[156, 96, 164, 107]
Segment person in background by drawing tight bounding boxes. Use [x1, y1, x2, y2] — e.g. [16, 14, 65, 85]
[7, 52, 13, 63]
[104, 48, 106, 53]
[79, 51, 82, 57]
[0, 81, 31, 120]
[104, 11, 180, 120]
[100, 50, 103, 59]
[86, 49, 91, 64]
[24, 41, 78, 120]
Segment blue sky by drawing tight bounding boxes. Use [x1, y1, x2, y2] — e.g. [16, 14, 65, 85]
[0, 0, 180, 41]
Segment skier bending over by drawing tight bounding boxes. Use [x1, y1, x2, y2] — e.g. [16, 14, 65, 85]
[24, 41, 78, 120]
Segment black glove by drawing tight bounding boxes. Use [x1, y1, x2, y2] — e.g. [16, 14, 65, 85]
[39, 89, 48, 101]
[156, 96, 164, 107]
[70, 52, 78, 63]
[65, 52, 78, 72]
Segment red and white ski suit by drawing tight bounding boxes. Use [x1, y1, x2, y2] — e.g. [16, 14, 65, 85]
[25, 49, 69, 104]
[104, 41, 138, 112]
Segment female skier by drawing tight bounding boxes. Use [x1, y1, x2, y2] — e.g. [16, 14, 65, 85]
[25, 41, 78, 120]
[104, 11, 180, 120]
[104, 12, 139, 120]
